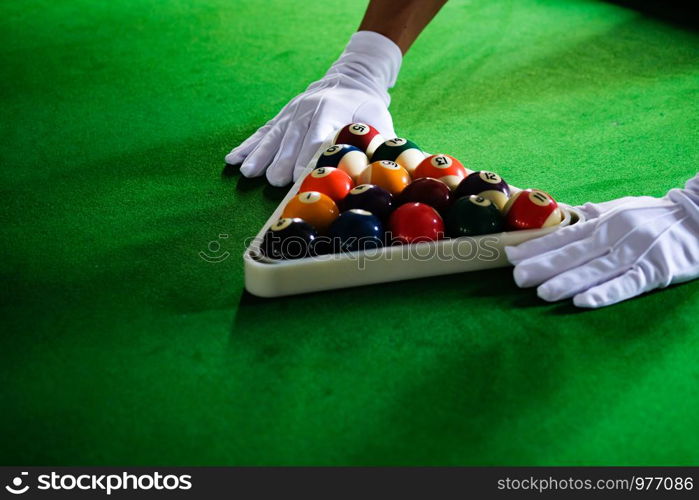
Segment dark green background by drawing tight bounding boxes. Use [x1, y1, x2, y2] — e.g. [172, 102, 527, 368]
[2, 0, 698, 465]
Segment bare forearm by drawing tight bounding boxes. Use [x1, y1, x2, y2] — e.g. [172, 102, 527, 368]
[358, 0, 449, 54]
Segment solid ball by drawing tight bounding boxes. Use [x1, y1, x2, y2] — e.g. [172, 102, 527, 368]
[446, 195, 505, 237]
[299, 167, 354, 202]
[389, 202, 445, 244]
[339, 184, 394, 221]
[334, 123, 384, 158]
[371, 137, 426, 174]
[396, 177, 452, 215]
[358, 160, 411, 195]
[413, 154, 470, 190]
[282, 191, 339, 233]
[454, 171, 510, 210]
[315, 144, 369, 182]
[504, 189, 562, 230]
[261, 218, 318, 260]
[329, 209, 384, 253]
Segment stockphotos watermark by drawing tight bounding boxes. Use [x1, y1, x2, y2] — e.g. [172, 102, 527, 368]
[198, 233, 502, 268]
[4, 471, 192, 496]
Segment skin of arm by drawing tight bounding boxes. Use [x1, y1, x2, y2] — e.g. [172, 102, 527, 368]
[358, 0, 450, 54]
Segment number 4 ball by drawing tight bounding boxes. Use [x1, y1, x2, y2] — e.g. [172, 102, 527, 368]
[334, 123, 385, 158]
[504, 189, 562, 230]
[413, 154, 470, 190]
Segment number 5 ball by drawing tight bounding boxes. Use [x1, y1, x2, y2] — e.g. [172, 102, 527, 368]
[413, 154, 470, 190]
[504, 189, 562, 230]
[282, 191, 339, 233]
[334, 123, 384, 158]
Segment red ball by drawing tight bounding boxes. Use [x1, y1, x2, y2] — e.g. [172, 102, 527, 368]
[299, 167, 354, 202]
[504, 189, 562, 230]
[413, 154, 470, 190]
[389, 202, 445, 244]
[397, 177, 452, 214]
[334, 123, 385, 158]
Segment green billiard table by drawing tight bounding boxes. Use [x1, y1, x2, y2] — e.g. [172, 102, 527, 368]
[1, 0, 698, 465]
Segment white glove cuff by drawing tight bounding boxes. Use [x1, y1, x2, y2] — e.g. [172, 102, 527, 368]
[324, 31, 402, 98]
[668, 172, 699, 224]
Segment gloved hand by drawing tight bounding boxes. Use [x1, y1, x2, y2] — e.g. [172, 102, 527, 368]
[505, 174, 699, 308]
[225, 31, 401, 186]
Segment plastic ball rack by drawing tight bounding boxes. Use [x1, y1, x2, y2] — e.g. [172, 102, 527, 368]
[243, 137, 584, 298]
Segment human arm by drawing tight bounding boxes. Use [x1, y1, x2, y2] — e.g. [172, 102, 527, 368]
[225, 0, 449, 186]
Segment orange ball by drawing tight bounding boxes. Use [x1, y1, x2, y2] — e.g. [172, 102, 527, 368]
[413, 154, 470, 190]
[282, 191, 339, 233]
[357, 160, 411, 195]
[299, 167, 354, 202]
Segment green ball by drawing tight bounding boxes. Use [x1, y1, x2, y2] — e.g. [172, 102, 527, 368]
[447, 195, 504, 237]
[371, 137, 425, 173]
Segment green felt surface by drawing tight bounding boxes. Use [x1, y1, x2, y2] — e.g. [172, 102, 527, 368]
[2, 0, 699, 465]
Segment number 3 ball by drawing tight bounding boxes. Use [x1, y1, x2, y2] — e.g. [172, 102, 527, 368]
[371, 137, 426, 174]
[504, 189, 562, 230]
[329, 209, 384, 252]
[334, 123, 385, 158]
[282, 191, 339, 233]
[389, 202, 445, 244]
[261, 218, 318, 260]
[446, 195, 504, 237]
[454, 171, 510, 210]
[315, 144, 369, 182]
[299, 167, 354, 202]
[413, 154, 470, 190]
[358, 160, 411, 195]
[339, 184, 394, 221]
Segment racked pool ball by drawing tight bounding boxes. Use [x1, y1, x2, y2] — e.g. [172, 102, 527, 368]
[504, 189, 562, 230]
[389, 202, 445, 244]
[358, 160, 411, 195]
[315, 144, 369, 182]
[413, 154, 470, 190]
[299, 167, 354, 202]
[329, 209, 384, 253]
[261, 218, 318, 260]
[334, 123, 384, 158]
[446, 195, 504, 237]
[371, 137, 425, 174]
[339, 184, 394, 221]
[454, 171, 510, 210]
[396, 177, 452, 215]
[282, 191, 339, 233]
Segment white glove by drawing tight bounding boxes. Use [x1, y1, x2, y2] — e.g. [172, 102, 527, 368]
[225, 31, 401, 187]
[505, 174, 699, 308]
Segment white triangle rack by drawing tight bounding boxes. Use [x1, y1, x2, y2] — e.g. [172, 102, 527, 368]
[243, 137, 584, 297]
